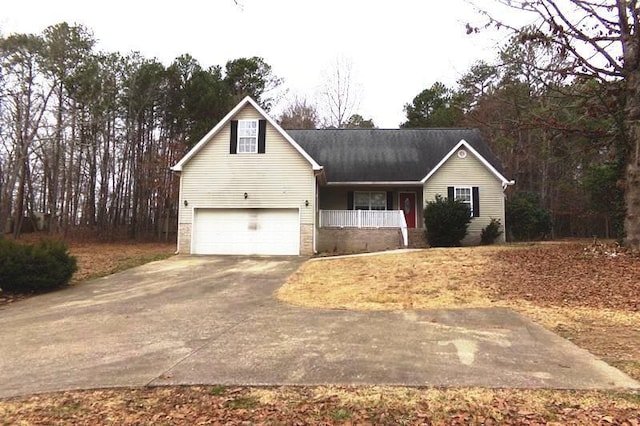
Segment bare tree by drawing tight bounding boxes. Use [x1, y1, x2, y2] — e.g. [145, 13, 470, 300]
[0, 23, 292, 242]
[319, 57, 361, 128]
[470, 0, 640, 249]
[278, 97, 320, 129]
[0, 33, 54, 237]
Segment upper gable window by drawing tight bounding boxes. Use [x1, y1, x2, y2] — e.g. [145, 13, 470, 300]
[237, 120, 258, 153]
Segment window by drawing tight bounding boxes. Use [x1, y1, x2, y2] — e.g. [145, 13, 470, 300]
[447, 186, 479, 217]
[237, 120, 258, 153]
[354, 191, 386, 210]
[455, 187, 473, 216]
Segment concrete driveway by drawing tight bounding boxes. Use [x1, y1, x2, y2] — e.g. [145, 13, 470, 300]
[0, 256, 637, 398]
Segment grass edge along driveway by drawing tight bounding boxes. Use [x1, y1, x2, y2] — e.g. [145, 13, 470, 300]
[277, 242, 640, 380]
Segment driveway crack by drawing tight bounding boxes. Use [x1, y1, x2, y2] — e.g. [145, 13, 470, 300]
[146, 309, 264, 386]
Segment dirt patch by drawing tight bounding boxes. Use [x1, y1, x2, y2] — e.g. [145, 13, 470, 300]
[1, 386, 638, 424]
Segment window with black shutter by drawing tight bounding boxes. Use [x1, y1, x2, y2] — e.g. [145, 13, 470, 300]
[230, 119, 266, 154]
[448, 186, 480, 217]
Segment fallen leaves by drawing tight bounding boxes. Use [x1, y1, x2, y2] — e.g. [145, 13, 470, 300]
[2, 241, 639, 422]
[1, 386, 638, 425]
[69, 242, 175, 282]
[0, 241, 175, 307]
[279, 241, 640, 380]
[490, 242, 640, 311]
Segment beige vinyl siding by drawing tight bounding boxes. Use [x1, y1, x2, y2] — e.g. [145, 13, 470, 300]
[178, 104, 316, 227]
[423, 149, 506, 244]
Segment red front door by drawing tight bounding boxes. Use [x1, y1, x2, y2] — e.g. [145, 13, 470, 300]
[399, 192, 417, 228]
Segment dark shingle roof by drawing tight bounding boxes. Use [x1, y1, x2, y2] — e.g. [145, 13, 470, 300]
[288, 128, 504, 183]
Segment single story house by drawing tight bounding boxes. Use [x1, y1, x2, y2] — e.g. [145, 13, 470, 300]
[171, 96, 514, 255]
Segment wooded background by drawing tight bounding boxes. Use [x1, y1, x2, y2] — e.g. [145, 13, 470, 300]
[0, 23, 281, 240]
[0, 22, 625, 241]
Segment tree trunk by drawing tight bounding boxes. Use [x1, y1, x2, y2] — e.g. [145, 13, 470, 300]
[13, 159, 27, 239]
[624, 160, 640, 249]
[623, 69, 640, 250]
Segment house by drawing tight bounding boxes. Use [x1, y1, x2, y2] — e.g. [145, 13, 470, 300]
[171, 97, 514, 256]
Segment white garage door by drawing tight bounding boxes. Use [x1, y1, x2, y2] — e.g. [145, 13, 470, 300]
[192, 208, 300, 255]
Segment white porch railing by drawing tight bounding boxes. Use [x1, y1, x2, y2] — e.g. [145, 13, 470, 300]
[319, 210, 408, 247]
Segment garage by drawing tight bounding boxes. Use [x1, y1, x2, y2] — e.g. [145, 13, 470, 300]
[192, 208, 300, 255]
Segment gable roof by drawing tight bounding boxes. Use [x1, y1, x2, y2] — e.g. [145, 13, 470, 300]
[288, 128, 512, 184]
[171, 96, 322, 172]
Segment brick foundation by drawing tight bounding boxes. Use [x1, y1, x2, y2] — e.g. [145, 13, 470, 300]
[317, 228, 403, 254]
[178, 223, 191, 254]
[408, 228, 428, 248]
[300, 224, 314, 256]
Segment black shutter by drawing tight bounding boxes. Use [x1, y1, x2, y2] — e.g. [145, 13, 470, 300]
[386, 192, 393, 210]
[347, 191, 354, 210]
[257, 119, 266, 153]
[447, 186, 454, 200]
[230, 120, 238, 154]
[472, 186, 480, 217]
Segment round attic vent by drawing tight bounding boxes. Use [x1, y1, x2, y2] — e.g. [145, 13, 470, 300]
[457, 149, 468, 159]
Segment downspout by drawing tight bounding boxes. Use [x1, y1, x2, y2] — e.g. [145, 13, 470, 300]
[175, 171, 183, 254]
[312, 168, 325, 255]
[313, 178, 318, 254]
[502, 180, 515, 243]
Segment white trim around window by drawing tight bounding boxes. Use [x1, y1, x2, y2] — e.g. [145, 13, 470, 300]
[454, 186, 473, 217]
[237, 119, 258, 153]
[354, 191, 387, 210]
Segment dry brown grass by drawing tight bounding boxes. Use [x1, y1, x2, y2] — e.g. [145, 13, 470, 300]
[2, 386, 638, 425]
[248, 385, 639, 412]
[1, 242, 639, 422]
[279, 243, 640, 379]
[278, 246, 506, 310]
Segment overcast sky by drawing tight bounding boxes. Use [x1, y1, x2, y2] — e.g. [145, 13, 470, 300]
[1, 0, 518, 127]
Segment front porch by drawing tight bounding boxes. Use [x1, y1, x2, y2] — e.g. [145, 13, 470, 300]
[316, 209, 429, 253]
[315, 186, 425, 254]
[319, 209, 408, 230]
[318, 186, 424, 229]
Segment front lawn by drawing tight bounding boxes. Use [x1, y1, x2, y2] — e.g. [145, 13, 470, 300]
[278, 241, 640, 380]
[2, 240, 638, 423]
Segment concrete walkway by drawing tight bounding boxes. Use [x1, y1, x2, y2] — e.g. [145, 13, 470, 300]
[0, 256, 637, 398]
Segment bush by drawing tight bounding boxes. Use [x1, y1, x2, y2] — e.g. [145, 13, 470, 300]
[505, 192, 552, 241]
[424, 194, 472, 247]
[480, 218, 503, 245]
[0, 238, 77, 293]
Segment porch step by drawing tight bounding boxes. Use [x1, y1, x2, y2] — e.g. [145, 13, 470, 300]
[408, 228, 428, 248]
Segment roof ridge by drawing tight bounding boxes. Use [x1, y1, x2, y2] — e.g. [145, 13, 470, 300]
[287, 128, 478, 131]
